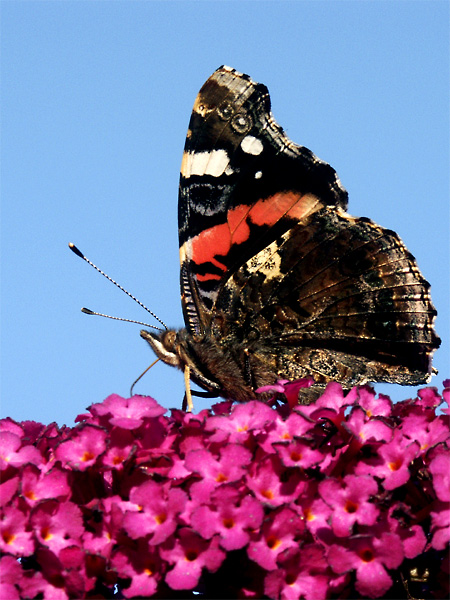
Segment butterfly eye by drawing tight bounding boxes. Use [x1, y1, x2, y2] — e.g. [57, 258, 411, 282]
[231, 113, 252, 134]
[162, 330, 178, 350]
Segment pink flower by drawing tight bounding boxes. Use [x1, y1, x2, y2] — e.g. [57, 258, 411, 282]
[417, 386, 443, 408]
[0, 419, 25, 436]
[282, 378, 315, 408]
[161, 528, 225, 590]
[301, 482, 333, 538]
[258, 410, 313, 454]
[264, 544, 329, 600]
[0, 505, 34, 556]
[344, 407, 393, 443]
[0, 555, 22, 600]
[430, 452, 450, 502]
[186, 444, 252, 501]
[274, 438, 324, 469]
[255, 380, 290, 395]
[0, 475, 19, 506]
[82, 495, 133, 556]
[55, 424, 108, 470]
[356, 387, 393, 417]
[0, 430, 42, 470]
[138, 414, 174, 452]
[191, 486, 264, 550]
[319, 475, 379, 537]
[256, 377, 314, 408]
[90, 394, 166, 429]
[205, 400, 276, 444]
[20, 464, 70, 506]
[111, 539, 163, 598]
[430, 502, 450, 550]
[306, 382, 356, 414]
[401, 413, 450, 451]
[328, 531, 404, 598]
[247, 507, 304, 570]
[24, 546, 88, 599]
[0, 380, 448, 598]
[355, 429, 420, 490]
[123, 480, 188, 544]
[101, 428, 136, 469]
[246, 454, 303, 507]
[387, 503, 426, 559]
[31, 500, 84, 553]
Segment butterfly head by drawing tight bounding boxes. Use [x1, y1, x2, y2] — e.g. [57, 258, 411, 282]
[140, 329, 182, 368]
[140, 328, 225, 396]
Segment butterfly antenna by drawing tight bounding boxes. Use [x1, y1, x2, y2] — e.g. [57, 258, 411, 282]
[69, 242, 168, 330]
[81, 308, 161, 330]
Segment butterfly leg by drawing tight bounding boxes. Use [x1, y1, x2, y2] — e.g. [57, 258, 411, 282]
[184, 365, 194, 412]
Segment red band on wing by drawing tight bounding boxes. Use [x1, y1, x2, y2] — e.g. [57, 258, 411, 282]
[248, 191, 321, 226]
[190, 205, 250, 273]
[195, 272, 222, 282]
[190, 192, 321, 279]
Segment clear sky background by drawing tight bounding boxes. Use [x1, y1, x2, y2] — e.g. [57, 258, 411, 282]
[2, 1, 449, 426]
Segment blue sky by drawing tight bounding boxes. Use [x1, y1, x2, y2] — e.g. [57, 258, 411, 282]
[2, 1, 449, 426]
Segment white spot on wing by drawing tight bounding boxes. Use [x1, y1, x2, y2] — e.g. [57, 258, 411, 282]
[241, 135, 263, 156]
[181, 150, 232, 178]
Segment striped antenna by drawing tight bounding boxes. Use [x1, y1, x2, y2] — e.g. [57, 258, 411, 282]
[69, 242, 168, 331]
[81, 307, 159, 330]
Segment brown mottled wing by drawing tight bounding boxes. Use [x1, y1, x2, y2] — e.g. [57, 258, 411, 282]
[212, 208, 440, 391]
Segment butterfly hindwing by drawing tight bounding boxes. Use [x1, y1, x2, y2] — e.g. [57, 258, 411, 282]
[211, 208, 438, 392]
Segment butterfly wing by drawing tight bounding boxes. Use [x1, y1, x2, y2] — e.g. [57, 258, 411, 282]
[176, 66, 439, 400]
[178, 66, 348, 334]
[213, 207, 440, 391]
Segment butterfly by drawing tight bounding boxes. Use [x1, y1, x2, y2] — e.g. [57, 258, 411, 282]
[141, 66, 440, 408]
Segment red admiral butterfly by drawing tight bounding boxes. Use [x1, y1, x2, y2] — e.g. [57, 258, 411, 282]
[141, 66, 440, 407]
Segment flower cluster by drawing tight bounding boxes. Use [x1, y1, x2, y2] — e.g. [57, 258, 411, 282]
[1, 380, 449, 599]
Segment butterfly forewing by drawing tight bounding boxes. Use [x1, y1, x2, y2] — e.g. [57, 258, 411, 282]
[178, 66, 348, 334]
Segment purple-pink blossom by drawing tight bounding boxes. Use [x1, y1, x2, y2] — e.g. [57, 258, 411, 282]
[430, 452, 450, 502]
[160, 528, 225, 590]
[0, 430, 42, 469]
[0, 381, 448, 599]
[123, 480, 187, 545]
[31, 500, 84, 553]
[247, 507, 304, 570]
[55, 424, 108, 470]
[355, 428, 421, 490]
[264, 544, 329, 600]
[328, 531, 404, 598]
[111, 539, 163, 598]
[246, 454, 304, 507]
[319, 474, 379, 537]
[191, 486, 264, 550]
[0, 505, 34, 556]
